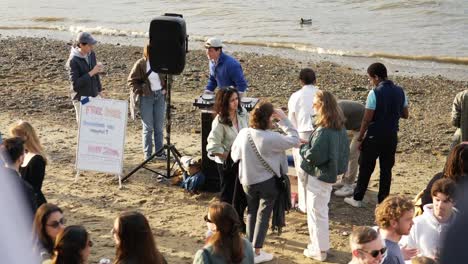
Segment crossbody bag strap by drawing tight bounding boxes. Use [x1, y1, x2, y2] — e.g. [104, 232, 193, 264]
[247, 129, 279, 178]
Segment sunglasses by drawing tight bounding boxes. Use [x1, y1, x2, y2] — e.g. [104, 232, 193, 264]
[46, 218, 66, 228]
[204, 215, 212, 223]
[359, 247, 387, 258]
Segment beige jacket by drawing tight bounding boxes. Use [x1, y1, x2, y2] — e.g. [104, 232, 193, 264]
[127, 58, 167, 119]
[452, 89, 468, 142]
[206, 108, 249, 164]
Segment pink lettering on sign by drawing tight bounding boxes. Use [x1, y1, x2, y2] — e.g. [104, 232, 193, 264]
[88, 145, 102, 153]
[104, 108, 122, 119]
[86, 106, 103, 115]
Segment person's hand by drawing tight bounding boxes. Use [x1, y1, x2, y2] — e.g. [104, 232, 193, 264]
[90, 62, 104, 76]
[215, 152, 229, 160]
[272, 108, 287, 121]
[401, 245, 418, 260]
[162, 89, 167, 95]
[300, 138, 309, 144]
[98, 90, 106, 98]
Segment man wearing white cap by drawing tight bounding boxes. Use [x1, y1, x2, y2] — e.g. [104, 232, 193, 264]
[204, 37, 248, 95]
[66, 32, 105, 122]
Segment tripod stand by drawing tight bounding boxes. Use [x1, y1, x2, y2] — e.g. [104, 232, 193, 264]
[122, 75, 186, 182]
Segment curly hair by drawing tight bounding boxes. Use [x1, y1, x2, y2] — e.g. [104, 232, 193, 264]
[213, 88, 241, 126]
[374, 195, 414, 229]
[249, 101, 274, 130]
[314, 90, 346, 130]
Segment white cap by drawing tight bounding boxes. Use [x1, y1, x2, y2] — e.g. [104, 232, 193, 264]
[204, 37, 224, 48]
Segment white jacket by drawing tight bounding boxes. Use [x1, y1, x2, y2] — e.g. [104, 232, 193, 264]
[406, 204, 457, 258]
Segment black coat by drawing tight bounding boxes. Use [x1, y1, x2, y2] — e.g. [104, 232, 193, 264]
[68, 51, 102, 101]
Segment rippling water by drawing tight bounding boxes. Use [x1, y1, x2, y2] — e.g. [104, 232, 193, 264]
[1, 0, 467, 64]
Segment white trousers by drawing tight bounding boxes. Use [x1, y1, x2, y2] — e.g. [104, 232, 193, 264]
[292, 131, 312, 213]
[306, 176, 333, 254]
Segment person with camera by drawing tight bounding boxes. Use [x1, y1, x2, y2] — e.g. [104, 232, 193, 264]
[67, 32, 104, 122]
[204, 38, 248, 96]
[128, 44, 168, 160]
[231, 102, 299, 263]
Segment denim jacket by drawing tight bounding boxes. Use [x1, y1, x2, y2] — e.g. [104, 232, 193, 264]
[300, 126, 349, 183]
[205, 52, 248, 92]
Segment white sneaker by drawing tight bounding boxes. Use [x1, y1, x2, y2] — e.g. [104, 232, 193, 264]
[334, 184, 354, 197]
[344, 197, 363, 208]
[332, 181, 344, 189]
[254, 250, 274, 264]
[303, 248, 327, 261]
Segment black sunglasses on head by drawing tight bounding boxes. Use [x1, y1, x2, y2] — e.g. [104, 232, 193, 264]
[46, 218, 66, 228]
[359, 247, 386, 258]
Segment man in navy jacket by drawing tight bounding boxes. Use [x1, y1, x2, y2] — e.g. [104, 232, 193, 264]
[204, 37, 248, 95]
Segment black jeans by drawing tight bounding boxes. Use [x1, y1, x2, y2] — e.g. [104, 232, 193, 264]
[216, 162, 247, 230]
[353, 133, 398, 203]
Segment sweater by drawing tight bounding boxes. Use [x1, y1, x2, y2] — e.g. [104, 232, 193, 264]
[300, 126, 349, 183]
[193, 238, 254, 264]
[231, 119, 299, 186]
[206, 108, 249, 164]
[406, 204, 457, 258]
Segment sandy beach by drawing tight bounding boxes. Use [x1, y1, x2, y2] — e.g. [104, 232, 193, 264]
[1, 36, 467, 263]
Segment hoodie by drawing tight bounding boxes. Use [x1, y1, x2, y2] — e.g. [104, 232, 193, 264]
[67, 47, 102, 100]
[406, 203, 457, 258]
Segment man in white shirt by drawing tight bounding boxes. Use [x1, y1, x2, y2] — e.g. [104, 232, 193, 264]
[406, 178, 457, 260]
[288, 68, 319, 213]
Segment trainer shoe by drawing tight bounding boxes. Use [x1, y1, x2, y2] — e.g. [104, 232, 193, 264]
[303, 248, 327, 261]
[254, 250, 274, 264]
[344, 197, 363, 208]
[155, 153, 168, 160]
[334, 184, 354, 197]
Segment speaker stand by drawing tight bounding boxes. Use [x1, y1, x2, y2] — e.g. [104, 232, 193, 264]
[122, 75, 186, 182]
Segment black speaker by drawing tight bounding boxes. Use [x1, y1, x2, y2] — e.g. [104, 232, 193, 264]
[149, 14, 187, 75]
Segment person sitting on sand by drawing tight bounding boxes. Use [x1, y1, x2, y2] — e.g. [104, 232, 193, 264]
[66, 32, 104, 122]
[112, 211, 167, 264]
[46, 225, 92, 264]
[348, 226, 385, 264]
[33, 203, 66, 261]
[10, 120, 48, 206]
[193, 202, 254, 264]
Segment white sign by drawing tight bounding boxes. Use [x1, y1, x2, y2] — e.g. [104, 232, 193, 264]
[76, 97, 128, 176]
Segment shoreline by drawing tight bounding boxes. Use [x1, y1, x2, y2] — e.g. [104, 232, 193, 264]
[0, 35, 463, 263]
[2, 30, 468, 81]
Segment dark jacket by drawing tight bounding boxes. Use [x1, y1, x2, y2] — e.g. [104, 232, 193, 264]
[68, 50, 102, 101]
[5, 167, 37, 216]
[452, 89, 468, 142]
[300, 127, 349, 183]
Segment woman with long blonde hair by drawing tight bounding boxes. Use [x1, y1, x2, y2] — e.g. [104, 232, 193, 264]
[299, 90, 349, 261]
[10, 120, 47, 205]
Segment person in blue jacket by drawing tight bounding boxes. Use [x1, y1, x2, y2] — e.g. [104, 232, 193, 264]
[204, 37, 248, 96]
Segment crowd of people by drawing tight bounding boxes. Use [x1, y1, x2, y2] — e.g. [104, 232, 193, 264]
[1, 32, 467, 264]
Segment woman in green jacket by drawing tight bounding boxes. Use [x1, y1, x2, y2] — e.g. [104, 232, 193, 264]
[300, 90, 349, 261]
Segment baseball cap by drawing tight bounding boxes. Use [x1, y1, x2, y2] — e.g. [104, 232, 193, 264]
[76, 32, 97, 45]
[204, 37, 223, 48]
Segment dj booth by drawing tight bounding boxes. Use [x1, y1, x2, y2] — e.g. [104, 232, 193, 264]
[193, 94, 259, 192]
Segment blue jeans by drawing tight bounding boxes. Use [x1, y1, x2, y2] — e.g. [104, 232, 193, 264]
[140, 90, 165, 159]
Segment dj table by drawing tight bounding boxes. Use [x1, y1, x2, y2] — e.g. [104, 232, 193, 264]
[193, 94, 259, 192]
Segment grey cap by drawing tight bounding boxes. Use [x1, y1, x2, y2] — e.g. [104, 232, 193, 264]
[204, 37, 224, 48]
[76, 32, 97, 45]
